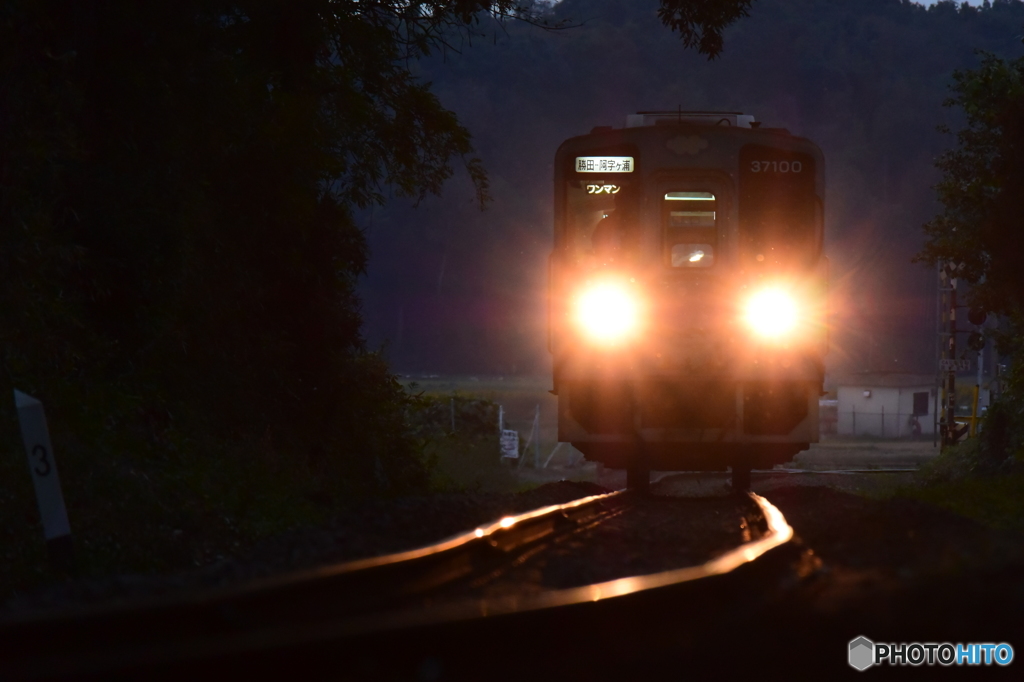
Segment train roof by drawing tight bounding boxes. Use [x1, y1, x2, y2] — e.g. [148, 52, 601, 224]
[625, 111, 757, 129]
[555, 110, 823, 171]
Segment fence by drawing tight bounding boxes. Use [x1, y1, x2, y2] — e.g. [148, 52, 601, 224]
[837, 406, 930, 438]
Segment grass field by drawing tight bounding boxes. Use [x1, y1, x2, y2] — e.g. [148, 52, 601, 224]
[403, 376, 1024, 532]
[402, 375, 602, 485]
[404, 375, 562, 462]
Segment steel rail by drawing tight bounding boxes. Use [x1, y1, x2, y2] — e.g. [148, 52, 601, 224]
[764, 467, 918, 474]
[656, 467, 919, 478]
[0, 490, 626, 679]
[2, 492, 797, 679]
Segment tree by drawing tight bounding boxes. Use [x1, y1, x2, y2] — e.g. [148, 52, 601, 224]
[0, 0, 755, 496]
[918, 50, 1024, 463]
[658, 0, 754, 57]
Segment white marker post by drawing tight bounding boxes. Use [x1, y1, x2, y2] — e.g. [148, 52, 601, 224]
[14, 390, 74, 572]
[500, 429, 520, 459]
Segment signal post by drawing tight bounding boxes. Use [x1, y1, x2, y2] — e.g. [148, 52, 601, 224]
[944, 263, 958, 447]
[940, 261, 983, 447]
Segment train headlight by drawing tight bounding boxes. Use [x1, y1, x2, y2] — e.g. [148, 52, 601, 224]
[744, 287, 798, 339]
[575, 281, 640, 344]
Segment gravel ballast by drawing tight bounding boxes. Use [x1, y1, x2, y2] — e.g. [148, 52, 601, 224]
[2, 481, 613, 616]
[7, 469, 1024, 672]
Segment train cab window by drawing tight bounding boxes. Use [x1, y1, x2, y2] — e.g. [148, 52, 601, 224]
[566, 181, 640, 260]
[664, 192, 716, 268]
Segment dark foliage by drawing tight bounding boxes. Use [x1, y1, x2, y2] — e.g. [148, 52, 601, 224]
[1, 0, 499, 495]
[919, 50, 1024, 464]
[658, 0, 755, 58]
[406, 391, 500, 441]
[0, 0, 749, 498]
[920, 52, 1024, 318]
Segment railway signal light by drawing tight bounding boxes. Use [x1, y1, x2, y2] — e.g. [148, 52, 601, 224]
[967, 331, 985, 352]
[968, 306, 987, 326]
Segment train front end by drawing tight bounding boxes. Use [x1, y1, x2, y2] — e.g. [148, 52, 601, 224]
[549, 112, 827, 475]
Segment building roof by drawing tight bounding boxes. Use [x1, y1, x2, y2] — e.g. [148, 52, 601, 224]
[829, 372, 937, 389]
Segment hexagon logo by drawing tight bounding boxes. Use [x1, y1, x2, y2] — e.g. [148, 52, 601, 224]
[849, 636, 875, 671]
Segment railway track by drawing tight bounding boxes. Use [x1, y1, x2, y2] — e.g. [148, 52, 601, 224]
[1, 488, 808, 680]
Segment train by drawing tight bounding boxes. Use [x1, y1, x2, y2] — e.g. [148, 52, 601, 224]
[548, 111, 828, 491]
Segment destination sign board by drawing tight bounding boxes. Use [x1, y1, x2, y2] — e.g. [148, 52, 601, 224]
[575, 156, 634, 173]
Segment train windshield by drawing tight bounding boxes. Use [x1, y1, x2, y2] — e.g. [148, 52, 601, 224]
[565, 180, 640, 260]
[663, 191, 716, 268]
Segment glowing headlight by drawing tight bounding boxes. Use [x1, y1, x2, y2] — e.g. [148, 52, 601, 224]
[575, 282, 639, 344]
[744, 288, 798, 339]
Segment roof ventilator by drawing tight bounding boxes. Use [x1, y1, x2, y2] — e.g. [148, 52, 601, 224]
[626, 111, 756, 128]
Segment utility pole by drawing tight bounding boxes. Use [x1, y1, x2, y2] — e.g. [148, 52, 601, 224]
[934, 262, 942, 447]
[945, 264, 957, 447]
[941, 261, 969, 447]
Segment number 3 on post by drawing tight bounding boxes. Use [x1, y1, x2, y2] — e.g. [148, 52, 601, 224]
[32, 444, 51, 477]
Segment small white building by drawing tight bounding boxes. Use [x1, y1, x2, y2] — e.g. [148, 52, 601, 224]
[834, 373, 937, 437]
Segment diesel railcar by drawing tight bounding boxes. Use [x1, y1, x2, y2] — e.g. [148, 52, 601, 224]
[548, 111, 828, 491]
